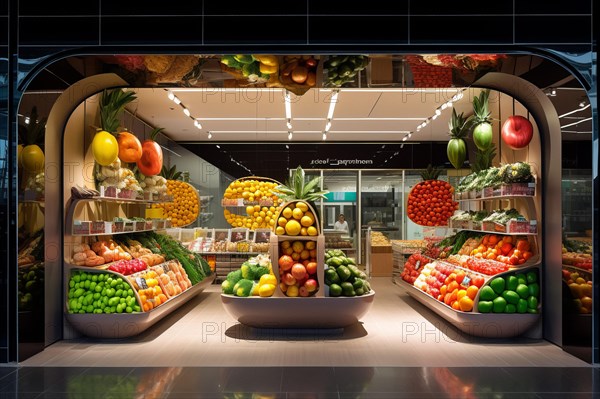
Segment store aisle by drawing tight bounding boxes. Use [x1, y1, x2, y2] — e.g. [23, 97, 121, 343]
[21, 277, 589, 368]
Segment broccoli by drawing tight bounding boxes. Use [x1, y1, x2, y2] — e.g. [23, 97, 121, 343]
[240, 264, 255, 280]
[502, 162, 533, 183]
[233, 279, 255, 297]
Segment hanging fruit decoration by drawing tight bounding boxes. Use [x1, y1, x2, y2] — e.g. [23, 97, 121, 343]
[471, 89, 494, 151]
[447, 108, 472, 169]
[93, 89, 136, 166]
[20, 106, 46, 173]
[501, 115, 534, 150]
[136, 127, 164, 176]
[117, 130, 143, 163]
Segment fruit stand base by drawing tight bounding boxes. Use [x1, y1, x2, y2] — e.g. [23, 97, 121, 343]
[65, 275, 215, 338]
[221, 291, 375, 329]
[394, 278, 540, 338]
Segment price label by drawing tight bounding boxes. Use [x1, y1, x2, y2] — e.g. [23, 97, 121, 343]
[461, 275, 471, 288]
[415, 260, 421, 270]
[136, 277, 149, 290]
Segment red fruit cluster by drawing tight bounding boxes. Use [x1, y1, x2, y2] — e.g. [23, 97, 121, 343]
[407, 180, 457, 227]
[108, 258, 148, 275]
[400, 253, 430, 284]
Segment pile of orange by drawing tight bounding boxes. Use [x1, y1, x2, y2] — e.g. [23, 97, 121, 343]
[223, 178, 284, 230]
[153, 180, 199, 227]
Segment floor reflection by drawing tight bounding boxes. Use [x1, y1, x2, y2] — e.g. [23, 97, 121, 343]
[0, 366, 597, 397]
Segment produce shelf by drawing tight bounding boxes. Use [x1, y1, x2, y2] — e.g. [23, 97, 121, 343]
[221, 291, 375, 329]
[70, 227, 156, 237]
[455, 194, 535, 202]
[65, 275, 214, 338]
[448, 227, 538, 236]
[394, 277, 539, 338]
[71, 195, 172, 205]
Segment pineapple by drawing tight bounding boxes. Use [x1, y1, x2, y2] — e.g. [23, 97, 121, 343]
[274, 166, 329, 203]
[472, 89, 493, 151]
[447, 109, 472, 169]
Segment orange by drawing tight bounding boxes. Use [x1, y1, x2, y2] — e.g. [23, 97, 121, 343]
[459, 296, 474, 312]
[466, 285, 479, 300]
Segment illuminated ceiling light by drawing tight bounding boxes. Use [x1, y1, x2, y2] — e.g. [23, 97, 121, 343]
[435, 109, 442, 116]
[561, 117, 592, 129]
[402, 136, 408, 142]
[559, 103, 591, 118]
[288, 131, 293, 140]
[322, 132, 327, 140]
[173, 96, 181, 105]
[285, 144, 289, 149]
[440, 103, 448, 110]
[324, 119, 332, 132]
[327, 90, 339, 121]
[284, 90, 292, 127]
[407, 132, 412, 138]
[207, 131, 212, 139]
[445, 101, 453, 108]
[194, 119, 202, 129]
[24, 116, 30, 124]
[416, 125, 421, 131]
[579, 98, 589, 108]
[545, 87, 557, 97]
[216, 145, 220, 148]
[183, 107, 191, 117]
[167, 91, 175, 101]
[432, 113, 438, 120]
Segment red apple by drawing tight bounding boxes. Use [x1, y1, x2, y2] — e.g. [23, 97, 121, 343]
[283, 273, 296, 286]
[291, 263, 307, 280]
[298, 286, 309, 297]
[304, 279, 318, 292]
[501, 115, 533, 150]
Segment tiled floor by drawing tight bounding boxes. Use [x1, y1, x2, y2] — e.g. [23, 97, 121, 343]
[5, 277, 598, 397]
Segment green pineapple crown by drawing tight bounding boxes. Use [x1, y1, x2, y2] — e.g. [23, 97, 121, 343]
[160, 164, 182, 180]
[420, 164, 443, 181]
[472, 89, 492, 124]
[275, 166, 329, 202]
[471, 144, 497, 173]
[448, 108, 473, 139]
[99, 89, 137, 134]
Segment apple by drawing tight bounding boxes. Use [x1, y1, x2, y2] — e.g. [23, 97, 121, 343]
[298, 286, 309, 297]
[291, 263, 307, 280]
[283, 273, 296, 286]
[279, 282, 288, 292]
[304, 279, 318, 292]
[501, 115, 533, 150]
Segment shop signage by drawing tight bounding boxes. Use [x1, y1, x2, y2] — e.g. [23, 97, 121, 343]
[309, 158, 374, 166]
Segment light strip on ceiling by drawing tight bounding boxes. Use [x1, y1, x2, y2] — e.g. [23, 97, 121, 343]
[558, 103, 590, 118]
[192, 117, 427, 121]
[404, 89, 464, 142]
[166, 89, 204, 133]
[284, 90, 292, 130]
[205, 130, 413, 134]
[560, 117, 592, 129]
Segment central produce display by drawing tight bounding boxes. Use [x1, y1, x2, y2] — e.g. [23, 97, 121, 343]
[220, 167, 375, 328]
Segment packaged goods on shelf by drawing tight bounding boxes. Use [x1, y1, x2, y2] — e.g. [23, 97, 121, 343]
[152, 260, 192, 297]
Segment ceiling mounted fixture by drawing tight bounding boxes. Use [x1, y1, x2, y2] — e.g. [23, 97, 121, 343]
[207, 131, 213, 139]
[284, 90, 292, 130]
[322, 132, 327, 141]
[545, 87, 557, 96]
[288, 131, 293, 140]
[407, 89, 465, 142]
[194, 119, 202, 129]
[561, 117, 592, 129]
[579, 98, 589, 108]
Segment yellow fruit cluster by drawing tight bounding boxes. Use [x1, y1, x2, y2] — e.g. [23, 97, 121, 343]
[223, 178, 284, 229]
[225, 204, 279, 229]
[275, 201, 319, 236]
[153, 180, 199, 227]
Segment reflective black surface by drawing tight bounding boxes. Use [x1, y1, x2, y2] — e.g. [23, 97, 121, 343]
[0, 366, 598, 398]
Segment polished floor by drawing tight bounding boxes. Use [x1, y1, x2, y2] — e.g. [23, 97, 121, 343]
[4, 277, 598, 397]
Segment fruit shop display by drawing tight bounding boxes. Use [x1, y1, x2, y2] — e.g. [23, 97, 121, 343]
[18, 262, 43, 311]
[139, 173, 168, 199]
[278, 240, 320, 297]
[220, 54, 273, 84]
[107, 258, 148, 275]
[476, 270, 540, 314]
[95, 158, 143, 198]
[456, 162, 534, 195]
[113, 236, 166, 266]
[67, 270, 141, 314]
[221, 254, 275, 297]
[562, 239, 592, 270]
[152, 260, 192, 298]
[274, 201, 319, 236]
[324, 249, 371, 297]
[407, 165, 457, 226]
[562, 268, 592, 314]
[222, 177, 284, 229]
[152, 179, 199, 227]
[445, 255, 511, 276]
[128, 269, 168, 311]
[400, 253, 430, 284]
[323, 55, 369, 87]
[279, 55, 319, 91]
[370, 231, 391, 246]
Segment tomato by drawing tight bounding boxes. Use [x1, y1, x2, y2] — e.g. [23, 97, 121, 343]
[501, 115, 533, 150]
[20, 144, 45, 172]
[92, 130, 119, 166]
[117, 131, 143, 163]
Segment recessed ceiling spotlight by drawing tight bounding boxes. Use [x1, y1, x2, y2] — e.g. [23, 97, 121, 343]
[288, 131, 293, 140]
[579, 98, 588, 108]
[545, 87, 557, 97]
[207, 131, 212, 139]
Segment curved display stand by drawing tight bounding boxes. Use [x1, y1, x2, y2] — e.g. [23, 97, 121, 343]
[395, 276, 539, 338]
[221, 291, 375, 328]
[221, 229, 376, 329]
[66, 274, 214, 338]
